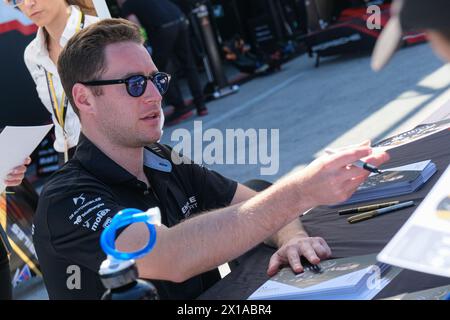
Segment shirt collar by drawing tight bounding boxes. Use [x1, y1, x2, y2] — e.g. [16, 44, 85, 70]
[60, 5, 84, 48]
[74, 134, 172, 186]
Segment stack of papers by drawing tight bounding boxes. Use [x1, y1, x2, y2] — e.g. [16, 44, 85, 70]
[248, 254, 401, 300]
[339, 160, 437, 206]
[378, 165, 450, 278]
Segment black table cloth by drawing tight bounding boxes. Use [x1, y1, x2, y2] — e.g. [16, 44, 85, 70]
[199, 128, 450, 300]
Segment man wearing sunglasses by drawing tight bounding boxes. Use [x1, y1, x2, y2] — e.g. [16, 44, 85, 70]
[32, 18, 389, 299]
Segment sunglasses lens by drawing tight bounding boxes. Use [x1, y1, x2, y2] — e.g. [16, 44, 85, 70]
[153, 73, 170, 95]
[127, 75, 146, 97]
[9, 0, 22, 6]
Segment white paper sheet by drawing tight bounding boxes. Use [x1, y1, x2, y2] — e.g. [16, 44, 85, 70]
[0, 124, 53, 193]
[378, 165, 450, 277]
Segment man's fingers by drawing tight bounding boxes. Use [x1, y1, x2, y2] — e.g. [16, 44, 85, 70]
[339, 165, 369, 182]
[326, 147, 372, 169]
[359, 140, 371, 147]
[25, 157, 32, 165]
[338, 151, 391, 185]
[362, 151, 390, 168]
[299, 242, 320, 265]
[318, 238, 332, 257]
[286, 247, 303, 273]
[339, 174, 368, 200]
[267, 253, 283, 277]
[329, 140, 371, 154]
[311, 241, 330, 259]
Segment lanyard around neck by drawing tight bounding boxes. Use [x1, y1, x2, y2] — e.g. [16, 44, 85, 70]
[44, 10, 85, 133]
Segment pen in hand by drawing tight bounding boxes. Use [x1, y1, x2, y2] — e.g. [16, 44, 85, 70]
[324, 149, 384, 174]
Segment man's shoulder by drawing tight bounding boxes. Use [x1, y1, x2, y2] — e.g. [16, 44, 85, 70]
[39, 159, 112, 202]
[35, 160, 121, 236]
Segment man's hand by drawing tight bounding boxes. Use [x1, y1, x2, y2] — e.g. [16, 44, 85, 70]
[293, 145, 390, 207]
[267, 233, 331, 276]
[4, 157, 31, 187]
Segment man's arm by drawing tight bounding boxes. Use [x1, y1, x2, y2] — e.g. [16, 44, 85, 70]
[232, 183, 331, 275]
[117, 146, 389, 283]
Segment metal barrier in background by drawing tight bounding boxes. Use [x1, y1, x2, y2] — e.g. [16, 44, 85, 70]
[192, 3, 239, 99]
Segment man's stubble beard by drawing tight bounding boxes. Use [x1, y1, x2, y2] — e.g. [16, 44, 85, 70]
[101, 120, 161, 148]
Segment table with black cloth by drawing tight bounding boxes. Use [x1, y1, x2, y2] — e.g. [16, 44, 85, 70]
[199, 127, 450, 300]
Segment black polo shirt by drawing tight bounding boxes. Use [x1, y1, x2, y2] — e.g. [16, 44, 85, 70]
[33, 134, 237, 300]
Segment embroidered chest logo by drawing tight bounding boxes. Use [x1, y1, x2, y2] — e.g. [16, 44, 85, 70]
[181, 196, 198, 218]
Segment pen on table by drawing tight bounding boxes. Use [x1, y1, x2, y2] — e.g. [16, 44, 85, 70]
[338, 201, 400, 215]
[324, 149, 384, 174]
[300, 256, 322, 274]
[347, 200, 415, 224]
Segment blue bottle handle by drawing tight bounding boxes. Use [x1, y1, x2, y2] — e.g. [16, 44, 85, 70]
[100, 208, 159, 261]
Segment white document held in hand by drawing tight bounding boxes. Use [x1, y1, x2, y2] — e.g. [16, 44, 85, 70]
[0, 124, 54, 193]
[378, 165, 450, 277]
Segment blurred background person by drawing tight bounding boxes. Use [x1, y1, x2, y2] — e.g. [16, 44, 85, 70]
[372, 0, 450, 70]
[7, 0, 99, 162]
[117, 0, 209, 126]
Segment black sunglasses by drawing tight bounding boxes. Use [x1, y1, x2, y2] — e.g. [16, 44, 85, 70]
[80, 72, 171, 97]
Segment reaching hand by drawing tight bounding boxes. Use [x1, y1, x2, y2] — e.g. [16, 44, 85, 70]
[293, 145, 390, 207]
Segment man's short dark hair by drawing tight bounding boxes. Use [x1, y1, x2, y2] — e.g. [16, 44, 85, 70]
[58, 18, 144, 117]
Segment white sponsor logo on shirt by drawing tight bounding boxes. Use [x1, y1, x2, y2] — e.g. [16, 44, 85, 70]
[181, 196, 198, 218]
[73, 194, 86, 206]
[91, 209, 111, 232]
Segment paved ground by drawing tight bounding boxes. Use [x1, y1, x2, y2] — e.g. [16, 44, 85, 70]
[162, 43, 450, 183]
[15, 42, 450, 299]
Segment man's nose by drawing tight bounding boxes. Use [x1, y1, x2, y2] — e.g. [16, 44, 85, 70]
[23, 0, 36, 8]
[143, 80, 163, 103]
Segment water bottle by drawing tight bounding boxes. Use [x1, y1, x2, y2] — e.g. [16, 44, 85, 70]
[99, 207, 161, 300]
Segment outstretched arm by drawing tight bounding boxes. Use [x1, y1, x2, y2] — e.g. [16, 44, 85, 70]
[117, 146, 389, 283]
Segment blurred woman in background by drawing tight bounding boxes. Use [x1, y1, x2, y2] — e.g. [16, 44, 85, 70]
[5, 0, 98, 162]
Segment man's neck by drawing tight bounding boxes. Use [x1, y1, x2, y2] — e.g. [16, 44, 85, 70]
[45, 4, 71, 49]
[83, 131, 148, 185]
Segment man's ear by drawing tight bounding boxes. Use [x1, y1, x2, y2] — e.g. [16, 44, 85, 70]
[72, 83, 96, 116]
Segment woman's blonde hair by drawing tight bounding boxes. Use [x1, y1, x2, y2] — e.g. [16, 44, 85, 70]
[66, 0, 97, 16]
